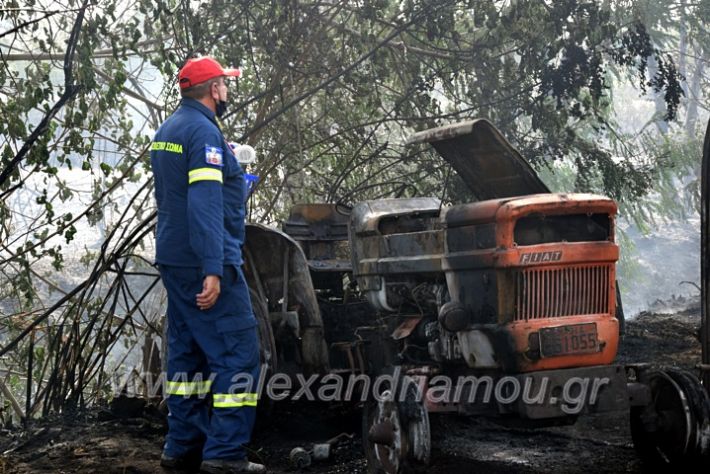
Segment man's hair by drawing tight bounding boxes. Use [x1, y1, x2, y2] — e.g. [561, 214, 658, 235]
[181, 77, 223, 99]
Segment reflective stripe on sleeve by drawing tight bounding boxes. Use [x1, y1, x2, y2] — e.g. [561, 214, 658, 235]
[188, 167, 223, 184]
[166, 380, 212, 396]
[213, 393, 258, 408]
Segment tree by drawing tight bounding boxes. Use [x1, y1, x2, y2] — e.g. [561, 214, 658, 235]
[0, 0, 691, 415]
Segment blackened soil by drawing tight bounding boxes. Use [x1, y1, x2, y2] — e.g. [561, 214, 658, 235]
[0, 302, 704, 473]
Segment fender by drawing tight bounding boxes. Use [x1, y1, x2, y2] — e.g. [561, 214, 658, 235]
[244, 223, 330, 374]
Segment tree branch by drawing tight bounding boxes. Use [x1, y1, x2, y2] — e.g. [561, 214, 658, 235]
[0, 0, 89, 188]
[0, 10, 60, 40]
[237, 6, 431, 142]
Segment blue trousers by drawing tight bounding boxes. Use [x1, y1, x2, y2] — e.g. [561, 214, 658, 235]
[160, 264, 260, 461]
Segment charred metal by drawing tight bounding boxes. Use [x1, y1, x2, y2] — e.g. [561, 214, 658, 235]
[240, 119, 710, 472]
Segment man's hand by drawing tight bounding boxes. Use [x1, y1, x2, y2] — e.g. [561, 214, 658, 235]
[196, 275, 221, 310]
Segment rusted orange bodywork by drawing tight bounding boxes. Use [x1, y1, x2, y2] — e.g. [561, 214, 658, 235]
[443, 193, 620, 372]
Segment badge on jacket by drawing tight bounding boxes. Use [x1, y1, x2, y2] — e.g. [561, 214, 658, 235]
[205, 146, 224, 166]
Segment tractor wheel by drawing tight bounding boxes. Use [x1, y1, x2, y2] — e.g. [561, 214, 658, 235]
[630, 369, 710, 468]
[666, 369, 710, 466]
[363, 378, 430, 474]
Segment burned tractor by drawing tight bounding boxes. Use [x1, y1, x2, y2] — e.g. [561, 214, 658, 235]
[242, 119, 710, 472]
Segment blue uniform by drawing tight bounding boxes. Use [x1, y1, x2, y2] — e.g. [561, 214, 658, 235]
[151, 98, 260, 462]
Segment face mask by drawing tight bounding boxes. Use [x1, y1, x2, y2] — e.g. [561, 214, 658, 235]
[215, 99, 227, 118]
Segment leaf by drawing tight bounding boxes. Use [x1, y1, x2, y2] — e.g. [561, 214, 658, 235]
[100, 163, 112, 176]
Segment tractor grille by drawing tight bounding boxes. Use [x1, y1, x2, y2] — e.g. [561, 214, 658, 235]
[514, 264, 612, 321]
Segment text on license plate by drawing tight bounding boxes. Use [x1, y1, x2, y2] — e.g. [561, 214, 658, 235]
[539, 323, 598, 357]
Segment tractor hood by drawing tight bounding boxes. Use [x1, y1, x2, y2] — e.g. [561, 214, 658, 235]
[406, 119, 550, 200]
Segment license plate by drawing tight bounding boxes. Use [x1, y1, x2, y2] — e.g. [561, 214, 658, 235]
[539, 323, 598, 357]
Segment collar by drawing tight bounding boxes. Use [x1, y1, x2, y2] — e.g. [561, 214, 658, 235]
[180, 97, 217, 124]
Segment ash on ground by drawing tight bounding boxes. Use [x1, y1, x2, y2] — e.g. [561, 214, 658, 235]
[0, 298, 704, 473]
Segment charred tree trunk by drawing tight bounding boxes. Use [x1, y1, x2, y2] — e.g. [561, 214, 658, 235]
[701, 117, 710, 392]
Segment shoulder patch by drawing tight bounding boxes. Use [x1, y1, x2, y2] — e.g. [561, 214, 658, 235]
[205, 146, 224, 166]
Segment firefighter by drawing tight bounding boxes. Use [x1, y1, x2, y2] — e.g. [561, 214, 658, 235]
[150, 56, 265, 473]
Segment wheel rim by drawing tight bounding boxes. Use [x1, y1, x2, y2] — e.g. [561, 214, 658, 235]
[402, 380, 431, 464]
[666, 369, 710, 463]
[632, 370, 694, 464]
[365, 380, 432, 473]
[370, 389, 405, 474]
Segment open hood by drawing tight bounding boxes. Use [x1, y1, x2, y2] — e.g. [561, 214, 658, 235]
[406, 119, 550, 200]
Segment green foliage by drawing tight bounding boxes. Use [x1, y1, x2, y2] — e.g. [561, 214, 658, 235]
[195, 0, 685, 221]
[0, 0, 706, 414]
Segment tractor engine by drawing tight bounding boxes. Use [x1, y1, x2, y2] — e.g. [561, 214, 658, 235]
[350, 193, 620, 373]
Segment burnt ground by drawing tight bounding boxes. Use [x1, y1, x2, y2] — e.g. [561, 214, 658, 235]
[0, 298, 704, 474]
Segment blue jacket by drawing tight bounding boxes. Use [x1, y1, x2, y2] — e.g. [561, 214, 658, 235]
[151, 98, 246, 277]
